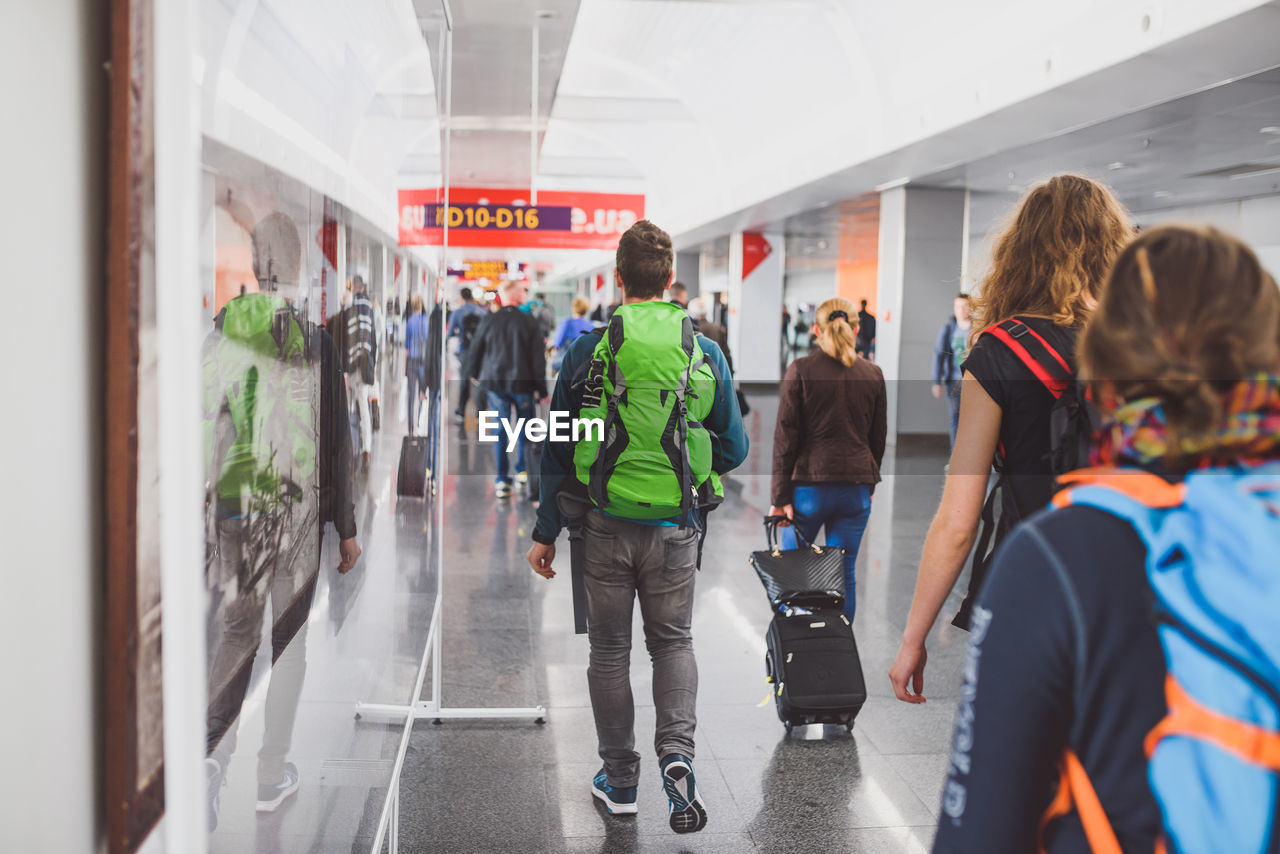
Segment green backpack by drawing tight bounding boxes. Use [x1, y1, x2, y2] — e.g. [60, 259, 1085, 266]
[204, 292, 317, 514]
[572, 301, 724, 523]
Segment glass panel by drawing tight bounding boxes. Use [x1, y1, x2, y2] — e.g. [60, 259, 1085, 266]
[196, 2, 449, 849]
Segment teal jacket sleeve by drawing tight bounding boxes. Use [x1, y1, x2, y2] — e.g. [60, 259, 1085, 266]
[533, 331, 600, 543]
[694, 337, 749, 474]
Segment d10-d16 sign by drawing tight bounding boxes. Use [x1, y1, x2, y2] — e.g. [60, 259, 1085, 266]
[398, 187, 644, 250]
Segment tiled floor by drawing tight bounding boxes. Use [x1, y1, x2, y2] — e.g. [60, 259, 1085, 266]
[395, 389, 972, 853]
[203, 374, 971, 853]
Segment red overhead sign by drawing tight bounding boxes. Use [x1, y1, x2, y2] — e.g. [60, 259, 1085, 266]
[398, 187, 645, 250]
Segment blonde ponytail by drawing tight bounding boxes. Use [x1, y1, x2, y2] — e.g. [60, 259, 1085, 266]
[815, 297, 859, 367]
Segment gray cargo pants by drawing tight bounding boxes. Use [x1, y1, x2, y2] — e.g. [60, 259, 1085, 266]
[583, 511, 700, 787]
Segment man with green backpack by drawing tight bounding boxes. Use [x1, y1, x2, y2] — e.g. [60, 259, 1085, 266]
[526, 220, 747, 834]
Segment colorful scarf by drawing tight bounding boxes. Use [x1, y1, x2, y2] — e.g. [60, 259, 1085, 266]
[1093, 373, 1280, 470]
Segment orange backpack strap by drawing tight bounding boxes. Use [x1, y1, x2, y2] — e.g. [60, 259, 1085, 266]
[1038, 750, 1124, 854]
[1053, 468, 1186, 510]
[1147, 676, 1280, 769]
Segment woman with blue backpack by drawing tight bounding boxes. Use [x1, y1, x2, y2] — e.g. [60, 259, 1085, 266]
[932, 224, 1280, 853]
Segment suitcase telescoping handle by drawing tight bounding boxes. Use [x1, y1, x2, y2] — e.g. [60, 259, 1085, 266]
[762, 514, 820, 555]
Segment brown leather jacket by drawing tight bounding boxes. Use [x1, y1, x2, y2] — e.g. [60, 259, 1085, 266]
[771, 350, 887, 505]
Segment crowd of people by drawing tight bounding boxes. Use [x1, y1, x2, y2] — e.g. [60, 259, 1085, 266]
[517, 182, 1277, 852]
[371, 180, 1280, 850]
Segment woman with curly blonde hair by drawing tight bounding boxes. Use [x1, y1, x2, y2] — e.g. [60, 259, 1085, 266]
[890, 175, 1133, 703]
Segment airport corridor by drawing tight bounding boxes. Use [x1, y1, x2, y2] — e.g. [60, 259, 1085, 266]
[389, 385, 967, 854]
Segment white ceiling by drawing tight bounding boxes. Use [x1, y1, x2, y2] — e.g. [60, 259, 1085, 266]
[771, 64, 1280, 264]
[414, 0, 582, 188]
[916, 66, 1280, 216]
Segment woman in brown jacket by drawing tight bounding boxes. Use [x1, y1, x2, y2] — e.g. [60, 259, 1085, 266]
[768, 297, 888, 623]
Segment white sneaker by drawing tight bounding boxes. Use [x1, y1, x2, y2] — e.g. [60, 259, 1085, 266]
[495, 481, 512, 498]
[256, 763, 299, 812]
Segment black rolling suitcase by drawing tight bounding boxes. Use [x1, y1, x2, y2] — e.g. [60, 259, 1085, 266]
[397, 435, 429, 497]
[765, 609, 866, 730]
[750, 516, 866, 730]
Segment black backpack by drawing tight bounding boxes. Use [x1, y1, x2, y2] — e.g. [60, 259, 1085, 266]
[460, 311, 482, 350]
[952, 318, 1099, 630]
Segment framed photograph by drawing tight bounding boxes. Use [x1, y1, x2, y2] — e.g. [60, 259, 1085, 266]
[105, 0, 165, 849]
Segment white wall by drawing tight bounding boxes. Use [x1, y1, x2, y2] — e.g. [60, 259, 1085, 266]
[1137, 195, 1280, 278]
[0, 0, 103, 849]
[876, 187, 966, 437]
[876, 187, 907, 439]
[783, 268, 838, 313]
[727, 232, 785, 383]
[676, 250, 701, 298]
[899, 189, 967, 435]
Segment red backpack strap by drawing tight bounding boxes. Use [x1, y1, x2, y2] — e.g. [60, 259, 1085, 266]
[1053, 467, 1186, 509]
[984, 318, 1073, 399]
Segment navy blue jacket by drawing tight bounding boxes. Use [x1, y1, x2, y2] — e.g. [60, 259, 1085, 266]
[532, 326, 748, 543]
[933, 504, 1165, 853]
[933, 316, 963, 385]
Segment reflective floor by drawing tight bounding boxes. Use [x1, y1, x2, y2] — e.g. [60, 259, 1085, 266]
[395, 385, 971, 853]
[206, 366, 970, 853]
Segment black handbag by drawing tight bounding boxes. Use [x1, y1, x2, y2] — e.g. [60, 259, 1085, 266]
[749, 515, 846, 610]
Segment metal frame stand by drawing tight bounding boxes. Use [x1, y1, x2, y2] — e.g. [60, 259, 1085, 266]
[356, 601, 547, 726]
[362, 21, 546, 850]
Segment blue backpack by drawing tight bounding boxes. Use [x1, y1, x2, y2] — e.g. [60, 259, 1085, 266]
[1052, 464, 1280, 854]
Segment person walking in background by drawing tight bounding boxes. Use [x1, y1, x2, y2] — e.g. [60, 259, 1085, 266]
[855, 299, 876, 359]
[931, 293, 972, 449]
[464, 280, 547, 497]
[780, 305, 792, 368]
[668, 280, 689, 308]
[768, 297, 887, 624]
[391, 296, 401, 349]
[689, 295, 750, 415]
[551, 296, 594, 373]
[330, 275, 378, 470]
[526, 220, 747, 834]
[525, 290, 557, 342]
[403, 295, 431, 431]
[889, 174, 1133, 704]
[447, 286, 487, 423]
[933, 225, 1280, 853]
[687, 296, 732, 373]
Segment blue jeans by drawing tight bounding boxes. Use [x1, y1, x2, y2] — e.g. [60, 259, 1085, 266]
[407, 357, 428, 431]
[781, 483, 871, 622]
[486, 390, 533, 483]
[946, 379, 961, 449]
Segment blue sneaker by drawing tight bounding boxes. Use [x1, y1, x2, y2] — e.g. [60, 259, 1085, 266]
[659, 753, 707, 834]
[591, 769, 638, 815]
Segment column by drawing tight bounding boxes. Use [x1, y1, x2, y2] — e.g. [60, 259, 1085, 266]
[675, 249, 701, 299]
[875, 187, 966, 439]
[727, 231, 784, 383]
